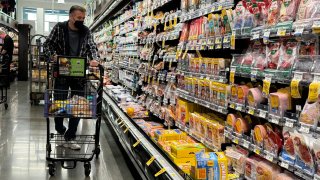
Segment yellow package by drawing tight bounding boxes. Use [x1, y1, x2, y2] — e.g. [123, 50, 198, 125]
[210, 81, 218, 103]
[190, 58, 196, 72]
[212, 58, 220, 75]
[198, 115, 208, 139]
[178, 163, 192, 175]
[154, 129, 187, 142]
[169, 154, 196, 166]
[193, 78, 199, 97]
[206, 58, 213, 75]
[203, 79, 211, 101]
[194, 58, 200, 73]
[171, 143, 205, 158]
[185, 77, 192, 93]
[191, 151, 218, 180]
[189, 113, 197, 133]
[177, 98, 194, 124]
[215, 152, 228, 180]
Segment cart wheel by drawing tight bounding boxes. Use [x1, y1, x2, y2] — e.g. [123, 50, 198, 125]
[4, 103, 8, 110]
[48, 163, 56, 176]
[95, 147, 101, 158]
[84, 163, 91, 176]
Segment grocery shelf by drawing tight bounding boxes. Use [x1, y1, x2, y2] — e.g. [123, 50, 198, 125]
[102, 90, 185, 180]
[176, 88, 228, 115]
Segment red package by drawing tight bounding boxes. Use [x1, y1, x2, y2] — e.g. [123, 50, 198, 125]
[180, 23, 190, 43]
[279, 0, 301, 22]
[293, 133, 314, 167]
[263, 125, 283, 154]
[266, 42, 281, 69]
[267, 0, 280, 26]
[278, 40, 298, 70]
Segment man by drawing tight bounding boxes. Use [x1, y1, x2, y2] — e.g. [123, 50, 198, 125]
[0, 29, 13, 88]
[44, 5, 99, 150]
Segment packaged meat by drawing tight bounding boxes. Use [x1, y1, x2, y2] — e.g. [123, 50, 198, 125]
[296, 0, 320, 20]
[256, 161, 281, 180]
[299, 101, 320, 126]
[237, 85, 250, 103]
[252, 52, 267, 72]
[267, 0, 281, 27]
[299, 35, 318, 56]
[247, 87, 264, 107]
[263, 125, 283, 154]
[280, 128, 296, 164]
[279, 0, 301, 22]
[233, 1, 246, 31]
[314, 140, 320, 176]
[245, 155, 264, 179]
[293, 133, 315, 173]
[227, 113, 238, 128]
[235, 117, 250, 134]
[253, 125, 267, 146]
[266, 42, 281, 69]
[278, 40, 298, 71]
[274, 172, 296, 180]
[269, 91, 290, 117]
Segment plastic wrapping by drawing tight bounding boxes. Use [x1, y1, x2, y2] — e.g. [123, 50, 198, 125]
[296, 0, 320, 20]
[280, 127, 296, 164]
[267, 0, 280, 27]
[293, 133, 315, 173]
[279, 0, 301, 22]
[266, 42, 281, 69]
[278, 40, 298, 71]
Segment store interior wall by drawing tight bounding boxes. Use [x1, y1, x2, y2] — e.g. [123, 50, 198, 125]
[16, 0, 82, 36]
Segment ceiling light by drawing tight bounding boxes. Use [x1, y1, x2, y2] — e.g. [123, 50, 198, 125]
[57, 0, 65, 3]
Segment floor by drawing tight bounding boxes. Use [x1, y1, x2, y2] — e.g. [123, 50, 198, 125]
[0, 81, 136, 180]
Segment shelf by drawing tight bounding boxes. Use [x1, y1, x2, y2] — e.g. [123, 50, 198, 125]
[180, 2, 234, 22]
[178, 70, 228, 83]
[176, 88, 228, 115]
[103, 90, 184, 180]
[141, 0, 176, 16]
[113, 13, 137, 27]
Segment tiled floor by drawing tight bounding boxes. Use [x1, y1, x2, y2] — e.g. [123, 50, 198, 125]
[0, 81, 135, 180]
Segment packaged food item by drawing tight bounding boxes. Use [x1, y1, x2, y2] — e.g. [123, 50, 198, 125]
[293, 133, 315, 173]
[177, 98, 195, 124]
[245, 155, 264, 179]
[267, 0, 280, 27]
[296, 0, 320, 20]
[180, 23, 190, 43]
[193, 78, 199, 97]
[234, 117, 250, 134]
[274, 172, 296, 180]
[266, 42, 281, 69]
[237, 85, 250, 104]
[278, 40, 298, 71]
[181, 0, 189, 12]
[253, 125, 267, 146]
[269, 92, 290, 117]
[280, 128, 296, 164]
[171, 143, 205, 158]
[247, 87, 264, 107]
[226, 113, 238, 128]
[203, 79, 211, 101]
[264, 125, 283, 154]
[206, 58, 213, 75]
[279, 0, 301, 22]
[299, 36, 318, 55]
[256, 161, 281, 180]
[215, 152, 228, 180]
[191, 151, 219, 180]
[225, 146, 249, 175]
[154, 129, 187, 142]
[299, 100, 320, 126]
[314, 139, 320, 176]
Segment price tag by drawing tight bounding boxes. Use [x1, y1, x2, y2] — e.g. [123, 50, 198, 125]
[146, 156, 156, 166]
[248, 108, 255, 115]
[254, 148, 260, 155]
[285, 121, 294, 128]
[280, 161, 289, 169]
[233, 137, 239, 144]
[230, 103, 235, 109]
[230, 32, 236, 50]
[253, 33, 260, 40]
[300, 126, 310, 133]
[236, 105, 243, 111]
[314, 74, 320, 82]
[277, 28, 286, 36]
[291, 79, 301, 99]
[266, 153, 274, 162]
[218, 106, 223, 113]
[295, 27, 304, 35]
[243, 141, 250, 148]
[215, 37, 222, 44]
[263, 30, 271, 38]
[271, 117, 279, 124]
[218, 5, 223, 10]
[259, 111, 267, 118]
[133, 140, 141, 147]
[211, 6, 216, 12]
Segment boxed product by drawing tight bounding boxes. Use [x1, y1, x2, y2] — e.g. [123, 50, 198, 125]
[171, 143, 205, 158]
[169, 153, 196, 166]
[176, 98, 195, 124]
[191, 151, 218, 180]
[154, 129, 187, 142]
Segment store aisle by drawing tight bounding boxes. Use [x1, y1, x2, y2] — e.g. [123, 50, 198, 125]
[0, 81, 135, 180]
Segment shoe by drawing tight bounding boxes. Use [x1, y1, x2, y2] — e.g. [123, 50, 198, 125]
[63, 140, 81, 150]
[56, 134, 65, 146]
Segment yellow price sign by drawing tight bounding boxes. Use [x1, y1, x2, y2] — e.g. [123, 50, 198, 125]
[133, 140, 141, 148]
[263, 76, 272, 96]
[254, 148, 260, 155]
[230, 68, 236, 84]
[173, 17, 177, 26]
[291, 79, 301, 98]
[308, 82, 320, 102]
[277, 29, 286, 36]
[218, 5, 223, 10]
[155, 168, 166, 177]
[162, 40, 165, 48]
[146, 156, 155, 166]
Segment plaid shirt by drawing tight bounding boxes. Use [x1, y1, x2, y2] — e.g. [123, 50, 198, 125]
[43, 21, 98, 60]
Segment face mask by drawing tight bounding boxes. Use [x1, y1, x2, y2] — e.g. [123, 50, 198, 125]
[74, 20, 84, 29]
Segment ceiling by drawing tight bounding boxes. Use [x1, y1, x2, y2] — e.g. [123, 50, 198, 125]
[25, 0, 85, 4]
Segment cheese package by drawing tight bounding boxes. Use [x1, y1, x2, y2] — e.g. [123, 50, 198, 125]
[178, 163, 192, 175]
[171, 143, 205, 158]
[215, 152, 228, 180]
[154, 129, 187, 142]
[193, 78, 199, 97]
[169, 154, 196, 166]
[226, 113, 238, 128]
[177, 98, 194, 124]
[191, 151, 219, 180]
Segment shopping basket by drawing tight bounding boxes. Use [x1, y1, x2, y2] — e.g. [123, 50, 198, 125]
[45, 56, 103, 176]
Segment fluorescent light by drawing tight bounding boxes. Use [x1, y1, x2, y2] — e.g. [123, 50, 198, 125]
[57, 0, 65, 3]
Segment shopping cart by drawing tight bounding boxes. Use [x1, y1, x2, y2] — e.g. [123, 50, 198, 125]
[0, 55, 9, 110]
[44, 56, 103, 176]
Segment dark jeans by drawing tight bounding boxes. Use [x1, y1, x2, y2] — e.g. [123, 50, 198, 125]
[54, 77, 85, 140]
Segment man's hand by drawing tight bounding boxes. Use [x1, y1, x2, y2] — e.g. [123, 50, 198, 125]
[90, 60, 99, 67]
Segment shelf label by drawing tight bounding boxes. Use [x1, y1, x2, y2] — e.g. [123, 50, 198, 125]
[266, 153, 274, 162]
[211, 6, 216, 12]
[254, 148, 260, 155]
[155, 168, 166, 177]
[236, 105, 243, 111]
[285, 121, 294, 128]
[133, 140, 141, 147]
[218, 5, 223, 10]
[248, 108, 255, 115]
[146, 156, 155, 166]
[230, 67, 236, 84]
[218, 106, 223, 113]
[280, 161, 289, 169]
[277, 28, 286, 36]
[243, 140, 250, 148]
[295, 27, 304, 35]
[300, 126, 310, 134]
[252, 33, 260, 40]
[233, 137, 239, 144]
[308, 81, 320, 102]
[230, 103, 235, 109]
[270, 117, 280, 124]
[259, 110, 267, 118]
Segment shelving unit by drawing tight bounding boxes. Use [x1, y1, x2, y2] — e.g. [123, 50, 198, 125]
[88, 0, 320, 179]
